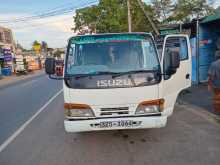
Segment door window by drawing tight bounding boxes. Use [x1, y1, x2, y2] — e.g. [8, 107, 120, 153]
[163, 37, 188, 80]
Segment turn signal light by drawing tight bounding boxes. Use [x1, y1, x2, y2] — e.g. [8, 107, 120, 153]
[64, 103, 95, 117]
[64, 103, 91, 110]
[138, 99, 165, 112]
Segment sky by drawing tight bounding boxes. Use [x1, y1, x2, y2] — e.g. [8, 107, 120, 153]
[0, 0, 99, 49]
[0, 0, 219, 49]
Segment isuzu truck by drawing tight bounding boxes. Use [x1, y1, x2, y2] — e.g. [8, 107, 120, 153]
[45, 33, 191, 132]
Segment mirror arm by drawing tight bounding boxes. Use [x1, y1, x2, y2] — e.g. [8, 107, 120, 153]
[159, 69, 177, 76]
[48, 74, 64, 80]
[159, 73, 173, 76]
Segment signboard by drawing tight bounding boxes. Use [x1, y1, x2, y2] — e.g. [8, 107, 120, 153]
[3, 48, 12, 62]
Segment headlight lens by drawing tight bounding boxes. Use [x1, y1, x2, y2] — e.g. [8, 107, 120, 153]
[64, 103, 95, 117]
[135, 99, 164, 115]
[68, 109, 94, 117]
[135, 105, 160, 114]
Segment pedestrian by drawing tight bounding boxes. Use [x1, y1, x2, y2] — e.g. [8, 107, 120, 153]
[208, 41, 220, 113]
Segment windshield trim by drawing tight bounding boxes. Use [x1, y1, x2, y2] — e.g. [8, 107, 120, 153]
[64, 70, 162, 89]
[64, 33, 160, 77]
[64, 69, 160, 79]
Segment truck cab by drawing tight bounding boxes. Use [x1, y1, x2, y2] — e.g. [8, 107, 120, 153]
[45, 33, 191, 132]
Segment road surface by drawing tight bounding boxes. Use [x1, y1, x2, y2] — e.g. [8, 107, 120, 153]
[0, 74, 219, 165]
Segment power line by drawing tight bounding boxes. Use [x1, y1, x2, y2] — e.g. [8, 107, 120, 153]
[0, 0, 98, 24]
[9, 17, 73, 30]
[1, 1, 81, 23]
[0, 0, 94, 23]
[136, 0, 159, 35]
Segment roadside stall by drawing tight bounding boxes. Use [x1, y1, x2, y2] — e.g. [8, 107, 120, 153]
[15, 55, 26, 74]
[55, 59, 64, 76]
[25, 56, 41, 71]
[14, 48, 27, 74]
[158, 17, 220, 84]
[198, 12, 220, 82]
[1, 47, 13, 76]
[0, 48, 3, 77]
[0, 55, 3, 78]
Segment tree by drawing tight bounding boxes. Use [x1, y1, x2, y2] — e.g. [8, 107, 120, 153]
[16, 43, 25, 51]
[41, 41, 48, 53]
[73, 5, 100, 34]
[32, 40, 41, 54]
[73, 0, 159, 34]
[53, 49, 64, 58]
[151, 0, 174, 23]
[32, 40, 40, 47]
[170, 0, 214, 23]
[73, 0, 128, 33]
[131, 0, 159, 33]
[214, 6, 220, 14]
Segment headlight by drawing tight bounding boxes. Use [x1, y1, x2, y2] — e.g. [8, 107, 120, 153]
[135, 99, 164, 115]
[136, 105, 160, 114]
[64, 103, 95, 117]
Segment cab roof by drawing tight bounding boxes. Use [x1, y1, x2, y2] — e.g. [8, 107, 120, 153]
[69, 32, 153, 41]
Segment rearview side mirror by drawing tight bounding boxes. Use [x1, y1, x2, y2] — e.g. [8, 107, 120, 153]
[45, 58, 55, 75]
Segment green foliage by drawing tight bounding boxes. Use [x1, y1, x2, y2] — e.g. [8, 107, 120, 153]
[73, 0, 214, 33]
[214, 6, 220, 14]
[95, 0, 128, 33]
[73, 5, 100, 33]
[73, 0, 159, 33]
[53, 49, 64, 58]
[32, 40, 40, 47]
[131, 0, 159, 32]
[170, 0, 214, 23]
[151, 0, 174, 23]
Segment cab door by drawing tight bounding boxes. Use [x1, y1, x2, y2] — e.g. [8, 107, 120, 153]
[159, 34, 192, 116]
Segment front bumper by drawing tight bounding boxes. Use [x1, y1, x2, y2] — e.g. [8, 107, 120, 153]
[64, 115, 167, 132]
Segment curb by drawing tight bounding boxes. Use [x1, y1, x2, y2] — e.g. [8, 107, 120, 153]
[0, 71, 45, 90]
[176, 100, 220, 126]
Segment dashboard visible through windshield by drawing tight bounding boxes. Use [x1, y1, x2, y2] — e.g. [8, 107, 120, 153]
[65, 33, 161, 89]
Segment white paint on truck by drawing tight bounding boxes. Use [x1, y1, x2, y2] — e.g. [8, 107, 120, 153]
[47, 33, 192, 132]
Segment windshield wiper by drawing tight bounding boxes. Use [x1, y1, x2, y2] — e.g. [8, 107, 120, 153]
[65, 71, 118, 79]
[92, 71, 118, 75]
[112, 70, 156, 78]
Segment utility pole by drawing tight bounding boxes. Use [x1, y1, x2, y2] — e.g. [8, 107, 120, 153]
[127, 0, 132, 32]
[136, 0, 159, 35]
[196, 18, 200, 84]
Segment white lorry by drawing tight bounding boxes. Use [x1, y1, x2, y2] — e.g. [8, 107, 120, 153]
[45, 33, 191, 132]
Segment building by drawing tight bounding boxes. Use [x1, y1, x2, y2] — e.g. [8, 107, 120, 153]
[0, 26, 14, 50]
[0, 26, 15, 76]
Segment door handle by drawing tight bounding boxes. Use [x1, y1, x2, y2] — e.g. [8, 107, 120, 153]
[186, 74, 190, 79]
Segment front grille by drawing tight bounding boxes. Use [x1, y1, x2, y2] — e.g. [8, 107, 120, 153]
[100, 107, 129, 116]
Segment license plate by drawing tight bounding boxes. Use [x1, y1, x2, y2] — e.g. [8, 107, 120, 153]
[99, 120, 133, 128]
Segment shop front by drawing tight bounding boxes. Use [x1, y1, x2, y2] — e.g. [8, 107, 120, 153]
[197, 12, 220, 83]
[158, 11, 220, 84]
[0, 47, 13, 76]
[0, 26, 15, 76]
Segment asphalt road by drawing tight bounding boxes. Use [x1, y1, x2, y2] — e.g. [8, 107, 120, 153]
[0, 74, 62, 145]
[0, 75, 220, 165]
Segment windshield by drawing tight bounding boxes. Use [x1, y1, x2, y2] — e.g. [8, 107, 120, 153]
[66, 34, 160, 76]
